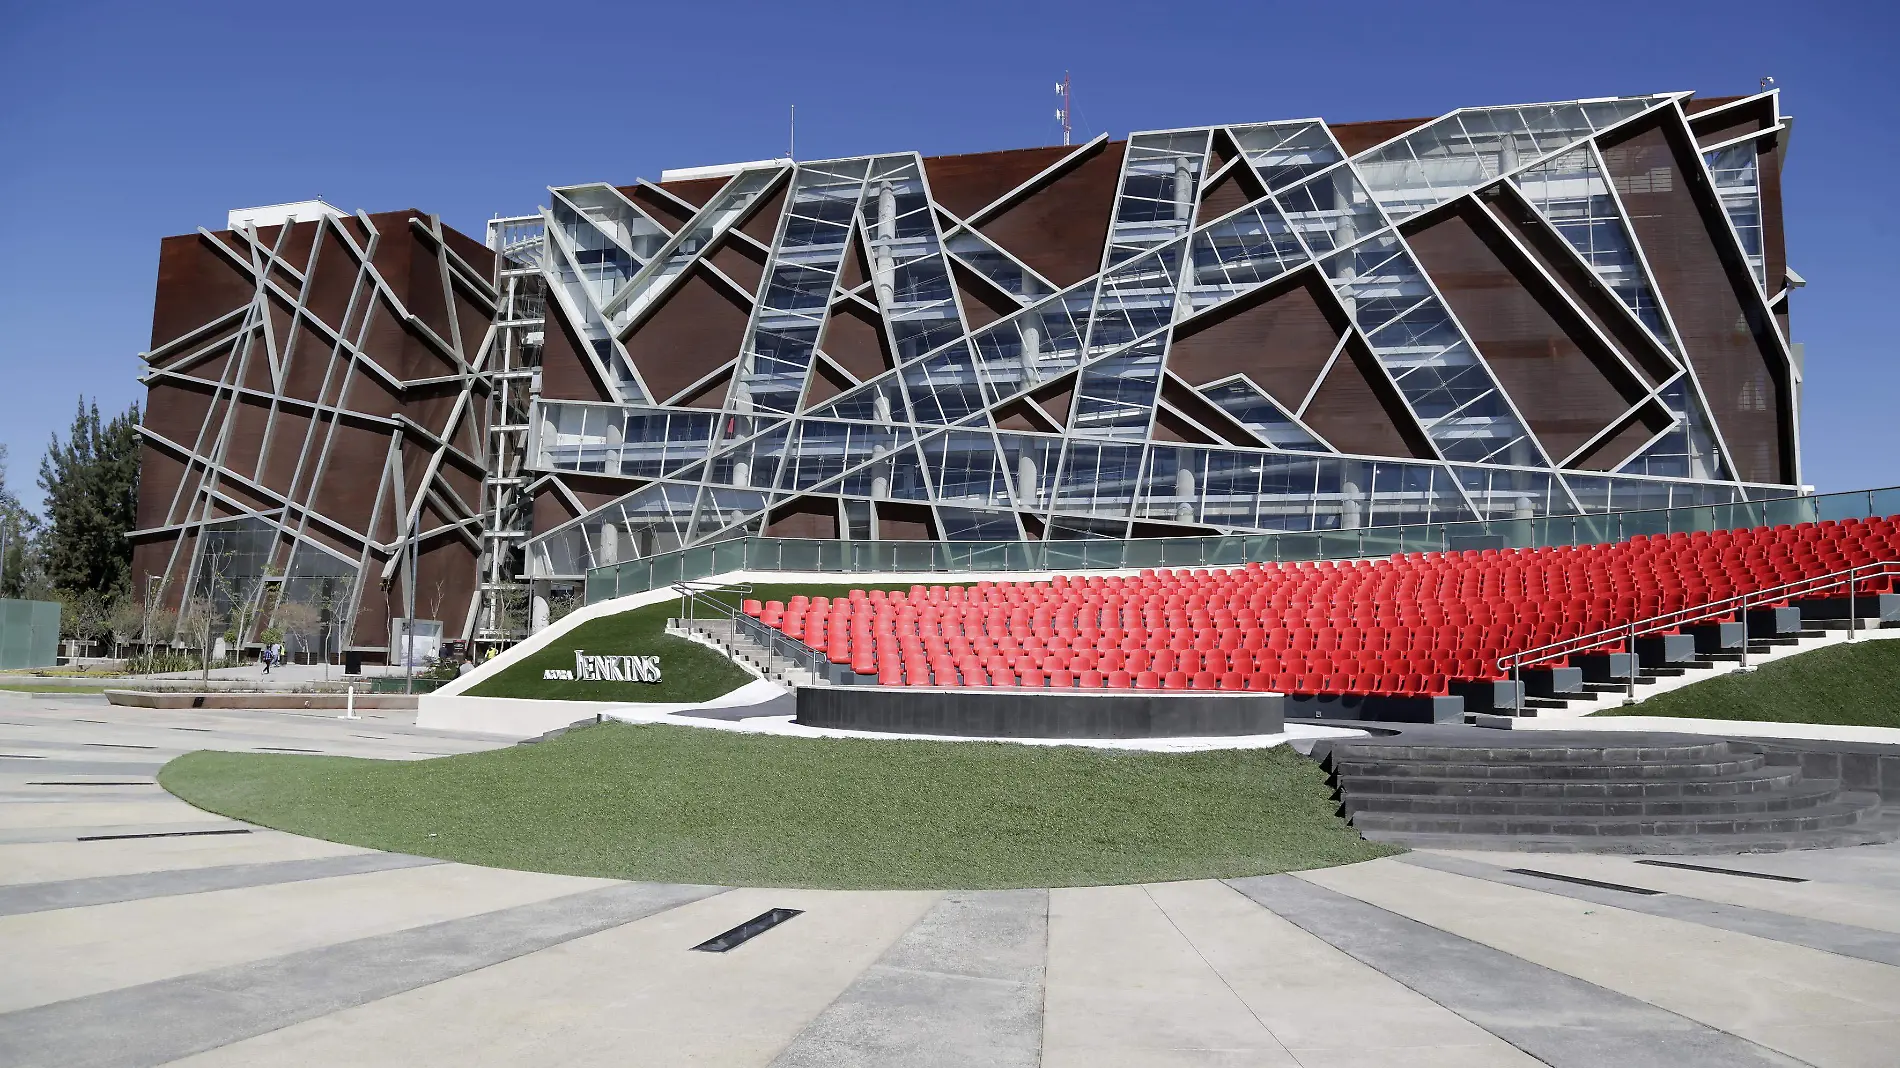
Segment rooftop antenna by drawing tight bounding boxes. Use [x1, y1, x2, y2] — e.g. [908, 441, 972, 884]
[789, 104, 796, 161]
[1760, 75, 1776, 92]
[1054, 72, 1072, 146]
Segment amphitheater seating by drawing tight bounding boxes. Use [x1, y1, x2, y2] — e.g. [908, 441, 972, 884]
[746, 516, 1900, 697]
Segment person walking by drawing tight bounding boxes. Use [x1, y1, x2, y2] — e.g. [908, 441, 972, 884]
[260, 645, 275, 675]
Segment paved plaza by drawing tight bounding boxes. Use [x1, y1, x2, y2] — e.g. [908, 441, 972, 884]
[2, 691, 1898, 1067]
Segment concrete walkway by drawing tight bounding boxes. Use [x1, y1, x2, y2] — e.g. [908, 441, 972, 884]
[2, 691, 1897, 1066]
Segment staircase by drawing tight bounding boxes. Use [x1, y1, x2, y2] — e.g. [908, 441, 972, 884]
[1321, 734, 1900, 854]
[671, 617, 825, 687]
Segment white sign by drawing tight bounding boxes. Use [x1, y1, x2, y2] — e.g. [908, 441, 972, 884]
[544, 651, 662, 683]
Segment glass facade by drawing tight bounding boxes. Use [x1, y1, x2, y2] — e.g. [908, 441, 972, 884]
[518, 93, 1802, 580]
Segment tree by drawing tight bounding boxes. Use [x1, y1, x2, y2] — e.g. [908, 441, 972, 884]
[0, 444, 43, 599]
[273, 601, 322, 665]
[106, 594, 147, 658]
[38, 398, 141, 597]
[178, 595, 221, 686]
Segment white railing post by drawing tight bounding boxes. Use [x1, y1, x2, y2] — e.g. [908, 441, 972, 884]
[1739, 591, 1751, 672]
[1625, 619, 1637, 704]
[1848, 565, 1858, 642]
[340, 683, 358, 720]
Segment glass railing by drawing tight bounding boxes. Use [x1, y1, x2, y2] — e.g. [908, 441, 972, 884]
[585, 485, 1900, 604]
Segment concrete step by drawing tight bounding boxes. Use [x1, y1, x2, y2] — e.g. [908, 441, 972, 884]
[1347, 790, 1881, 838]
[1334, 755, 1766, 780]
[1336, 741, 1734, 764]
[1355, 805, 1900, 855]
[1340, 778, 1843, 818]
[1335, 765, 1805, 799]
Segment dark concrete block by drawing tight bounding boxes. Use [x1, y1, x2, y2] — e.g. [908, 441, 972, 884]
[1683, 621, 1746, 653]
[1797, 594, 1900, 623]
[1522, 667, 1585, 698]
[795, 687, 1285, 739]
[1448, 680, 1525, 715]
[1285, 694, 1464, 724]
[1576, 652, 1637, 682]
[1746, 606, 1802, 637]
[1634, 634, 1698, 668]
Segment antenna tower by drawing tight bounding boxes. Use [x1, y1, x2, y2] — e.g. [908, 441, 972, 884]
[1054, 72, 1072, 146]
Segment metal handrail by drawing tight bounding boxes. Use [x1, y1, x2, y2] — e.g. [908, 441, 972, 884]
[1497, 558, 1899, 712]
[672, 581, 832, 682]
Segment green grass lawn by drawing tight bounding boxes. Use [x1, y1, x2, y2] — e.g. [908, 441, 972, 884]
[160, 723, 1396, 889]
[1599, 637, 1900, 729]
[465, 599, 753, 702]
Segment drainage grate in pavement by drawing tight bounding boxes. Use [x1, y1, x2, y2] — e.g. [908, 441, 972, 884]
[1507, 869, 1662, 895]
[1636, 859, 1808, 883]
[78, 829, 253, 842]
[692, 908, 804, 952]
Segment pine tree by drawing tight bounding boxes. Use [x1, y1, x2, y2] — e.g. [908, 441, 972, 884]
[0, 444, 42, 599]
[37, 398, 142, 596]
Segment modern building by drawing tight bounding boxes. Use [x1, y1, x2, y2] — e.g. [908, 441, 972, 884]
[133, 89, 1799, 657]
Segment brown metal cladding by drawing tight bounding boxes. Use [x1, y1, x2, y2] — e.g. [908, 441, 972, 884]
[764, 497, 839, 539]
[974, 140, 1125, 288]
[1688, 96, 1774, 147]
[1300, 336, 1434, 460]
[707, 236, 765, 295]
[1481, 184, 1678, 386]
[1329, 116, 1435, 156]
[303, 224, 362, 330]
[873, 501, 936, 541]
[623, 264, 752, 403]
[622, 185, 694, 232]
[1194, 163, 1266, 228]
[921, 144, 1078, 220]
[149, 234, 256, 349]
[536, 298, 614, 402]
[819, 300, 895, 383]
[1571, 399, 1676, 472]
[674, 367, 732, 411]
[1599, 115, 1792, 484]
[532, 484, 581, 533]
[656, 175, 727, 209]
[737, 181, 789, 246]
[1407, 198, 1652, 460]
[949, 260, 1018, 331]
[1166, 270, 1345, 407]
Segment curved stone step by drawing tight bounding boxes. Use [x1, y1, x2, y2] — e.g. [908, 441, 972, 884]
[1334, 755, 1765, 781]
[1336, 741, 1734, 764]
[1334, 767, 1804, 799]
[1357, 805, 1900, 855]
[1348, 791, 1881, 838]
[1341, 779, 1843, 818]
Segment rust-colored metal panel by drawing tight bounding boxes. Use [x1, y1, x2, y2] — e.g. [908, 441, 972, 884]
[1194, 162, 1265, 228]
[922, 144, 1077, 220]
[1688, 96, 1774, 146]
[819, 300, 894, 382]
[974, 140, 1124, 288]
[532, 483, 582, 533]
[765, 497, 839, 539]
[949, 259, 1017, 331]
[537, 298, 614, 402]
[1031, 376, 1076, 428]
[623, 184, 694, 232]
[1756, 132, 1789, 298]
[1408, 199, 1651, 460]
[144, 379, 218, 456]
[674, 366, 732, 411]
[1158, 376, 1267, 448]
[835, 227, 871, 292]
[134, 439, 190, 532]
[1300, 336, 1433, 460]
[1482, 185, 1677, 386]
[1599, 115, 1792, 484]
[1330, 116, 1435, 155]
[737, 181, 788, 246]
[149, 234, 256, 350]
[624, 264, 752, 403]
[707, 236, 765, 296]
[1572, 399, 1676, 472]
[303, 224, 362, 332]
[802, 359, 854, 410]
[657, 175, 726, 208]
[1166, 271, 1344, 407]
[874, 501, 936, 541]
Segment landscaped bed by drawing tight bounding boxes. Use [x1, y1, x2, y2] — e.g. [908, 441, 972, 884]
[1599, 635, 1900, 729]
[159, 722, 1396, 889]
[463, 599, 753, 703]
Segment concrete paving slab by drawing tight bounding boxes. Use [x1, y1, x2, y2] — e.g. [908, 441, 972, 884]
[1042, 883, 1300, 1067]
[1233, 870, 1806, 1068]
[1295, 858, 1900, 1067]
[0, 830, 369, 885]
[1415, 848, 1900, 945]
[0, 799, 229, 830]
[769, 888, 1047, 1068]
[165, 886, 928, 1068]
[0, 851, 444, 916]
[1143, 879, 1540, 1066]
[0, 822, 253, 845]
[0, 860, 621, 1012]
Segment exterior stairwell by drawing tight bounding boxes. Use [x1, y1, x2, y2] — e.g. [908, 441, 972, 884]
[669, 616, 826, 688]
[1318, 735, 1900, 854]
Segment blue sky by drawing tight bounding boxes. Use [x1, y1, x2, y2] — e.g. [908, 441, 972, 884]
[1, 0, 1893, 510]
